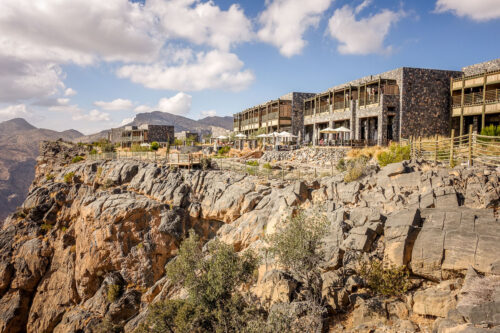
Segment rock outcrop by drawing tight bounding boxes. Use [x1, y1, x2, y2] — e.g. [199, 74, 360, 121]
[0, 142, 499, 332]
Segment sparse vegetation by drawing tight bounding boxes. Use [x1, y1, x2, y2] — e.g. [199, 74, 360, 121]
[64, 172, 75, 184]
[480, 124, 500, 137]
[262, 162, 272, 170]
[103, 178, 114, 189]
[377, 143, 411, 167]
[107, 284, 122, 302]
[131, 144, 150, 152]
[201, 157, 212, 170]
[136, 230, 261, 333]
[359, 260, 410, 296]
[343, 155, 369, 183]
[71, 156, 84, 163]
[246, 160, 259, 167]
[96, 167, 103, 178]
[45, 173, 55, 181]
[150, 141, 159, 151]
[90, 148, 98, 155]
[41, 223, 53, 232]
[218, 146, 231, 156]
[336, 158, 347, 172]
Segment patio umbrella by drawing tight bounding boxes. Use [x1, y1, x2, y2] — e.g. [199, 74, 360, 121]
[235, 133, 247, 138]
[333, 126, 351, 133]
[256, 134, 268, 138]
[216, 135, 228, 140]
[319, 127, 337, 133]
[278, 131, 297, 138]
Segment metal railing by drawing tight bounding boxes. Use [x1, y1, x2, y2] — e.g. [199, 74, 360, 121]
[403, 130, 500, 168]
[88, 151, 203, 165]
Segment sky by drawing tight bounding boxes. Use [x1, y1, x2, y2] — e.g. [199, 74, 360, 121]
[0, 0, 499, 134]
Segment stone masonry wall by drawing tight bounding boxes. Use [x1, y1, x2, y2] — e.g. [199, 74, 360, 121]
[148, 125, 175, 144]
[462, 58, 500, 76]
[400, 68, 462, 139]
[291, 92, 316, 136]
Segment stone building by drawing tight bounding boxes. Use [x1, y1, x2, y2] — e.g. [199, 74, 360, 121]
[303, 67, 462, 145]
[233, 92, 315, 136]
[451, 58, 500, 135]
[108, 124, 174, 148]
[175, 131, 199, 142]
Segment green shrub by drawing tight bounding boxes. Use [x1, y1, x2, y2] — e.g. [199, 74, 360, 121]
[359, 260, 410, 296]
[41, 223, 53, 232]
[131, 144, 150, 152]
[377, 143, 411, 167]
[480, 124, 500, 137]
[262, 162, 272, 170]
[246, 166, 258, 175]
[336, 158, 347, 172]
[64, 172, 75, 184]
[45, 173, 55, 181]
[150, 141, 159, 151]
[173, 139, 183, 146]
[266, 210, 329, 299]
[96, 167, 103, 178]
[218, 146, 231, 156]
[137, 230, 260, 333]
[201, 157, 212, 170]
[90, 148, 98, 155]
[107, 284, 122, 302]
[101, 142, 115, 153]
[246, 160, 259, 167]
[71, 156, 84, 163]
[343, 155, 369, 183]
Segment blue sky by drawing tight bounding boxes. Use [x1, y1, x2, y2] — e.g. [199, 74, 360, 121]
[0, 0, 499, 134]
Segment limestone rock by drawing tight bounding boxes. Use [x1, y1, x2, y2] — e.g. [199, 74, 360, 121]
[384, 208, 421, 267]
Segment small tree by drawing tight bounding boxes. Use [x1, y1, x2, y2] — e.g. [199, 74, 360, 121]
[266, 210, 329, 303]
[150, 141, 160, 151]
[137, 230, 261, 333]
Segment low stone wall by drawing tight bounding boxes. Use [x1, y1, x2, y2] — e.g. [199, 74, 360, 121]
[260, 147, 349, 167]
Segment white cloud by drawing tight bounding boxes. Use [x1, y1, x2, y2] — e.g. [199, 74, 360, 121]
[72, 109, 111, 122]
[258, 0, 333, 57]
[0, 104, 33, 121]
[117, 50, 254, 92]
[327, 2, 403, 55]
[146, 0, 253, 51]
[0, 56, 64, 102]
[201, 110, 217, 117]
[157, 92, 192, 116]
[119, 117, 134, 126]
[435, 0, 500, 21]
[64, 88, 77, 96]
[132, 93, 193, 116]
[134, 105, 152, 113]
[93, 98, 133, 111]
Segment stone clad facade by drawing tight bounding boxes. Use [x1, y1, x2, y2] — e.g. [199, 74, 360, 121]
[303, 67, 461, 145]
[108, 124, 174, 147]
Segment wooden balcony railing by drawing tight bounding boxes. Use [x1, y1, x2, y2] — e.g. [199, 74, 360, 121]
[452, 89, 500, 107]
[333, 101, 346, 110]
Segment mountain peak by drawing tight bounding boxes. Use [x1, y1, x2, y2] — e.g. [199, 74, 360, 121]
[0, 118, 36, 131]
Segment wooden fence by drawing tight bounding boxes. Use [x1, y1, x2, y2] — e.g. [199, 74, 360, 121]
[402, 126, 500, 168]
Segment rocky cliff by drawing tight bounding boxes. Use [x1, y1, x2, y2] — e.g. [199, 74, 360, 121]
[0, 141, 499, 332]
[0, 119, 83, 224]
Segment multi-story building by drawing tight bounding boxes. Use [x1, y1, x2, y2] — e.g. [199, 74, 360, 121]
[108, 124, 174, 148]
[233, 92, 315, 136]
[175, 131, 200, 142]
[451, 59, 500, 135]
[303, 67, 462, 145]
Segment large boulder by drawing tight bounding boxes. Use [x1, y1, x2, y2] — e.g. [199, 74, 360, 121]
[413, 280, 459, 318]
[383, 208, 421, 267]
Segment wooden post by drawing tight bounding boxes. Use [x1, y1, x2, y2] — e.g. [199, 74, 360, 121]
[419, 137, 422, 159]
[449, 129, 455, 167]
[434, 135, 438, 162]
[468, 125, 473, 166]
[281, 168, 284, 181]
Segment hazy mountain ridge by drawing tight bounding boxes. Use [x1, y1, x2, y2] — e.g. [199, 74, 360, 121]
[75, 111, 233, 143]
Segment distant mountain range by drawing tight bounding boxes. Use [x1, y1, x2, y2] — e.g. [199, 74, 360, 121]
[75, 111, 233, 142]
[0, 118, 83, 223]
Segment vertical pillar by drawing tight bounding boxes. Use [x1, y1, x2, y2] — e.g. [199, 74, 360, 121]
[481, 72, 486, 131]
[459, 76, 465, 136]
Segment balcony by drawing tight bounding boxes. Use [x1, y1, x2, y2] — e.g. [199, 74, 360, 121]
[318, 105, 329, 114]
[452, 89, 500, 107]
[359, 94, 379, 107]
[333, 101, 347, 110]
